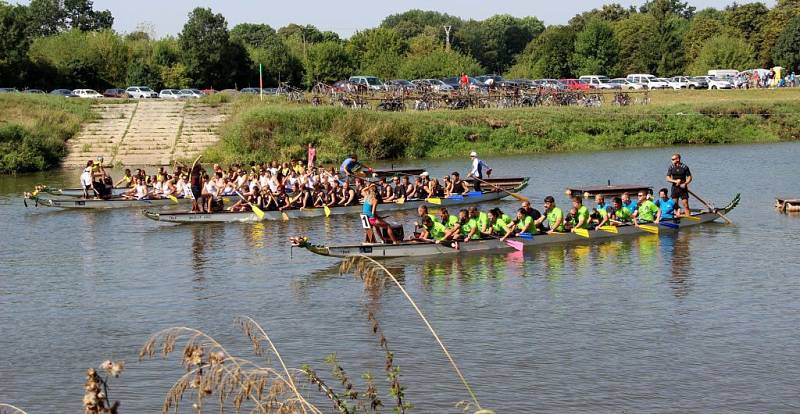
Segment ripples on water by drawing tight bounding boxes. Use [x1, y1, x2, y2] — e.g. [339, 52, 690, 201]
[1, 143, 799, 413]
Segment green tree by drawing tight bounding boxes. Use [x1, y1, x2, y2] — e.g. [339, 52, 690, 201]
[572, 19, 619, 76]
[398, 49, 482, 79]
[0, 2, 33, 86]
[178, 7, 250, 88]
[381, 9, 462, 41]
[455, 14, 544, 73]
[348, 27, 406, 79]
[688, 34, 756, 74]
[246, 39, 304, 87]
[303, 41, 354, 86]
[126, 59, 162, 89]
[648, 0, 688, 76]
[683, 11, 727, 63]
[772, 15, 800, 72]
[231, 23, 277, 48]
[568, 3, 633, 32]
[639, 0, 695, 19]
[756, 0, 800, 67]
[723, 2, 768, 44]
[27, 0, 112, 36]
[507, 26, 575, 79]
[613, 14, 660, 75]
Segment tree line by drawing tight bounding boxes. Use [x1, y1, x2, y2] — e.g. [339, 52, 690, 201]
[1, 0, 799, 91]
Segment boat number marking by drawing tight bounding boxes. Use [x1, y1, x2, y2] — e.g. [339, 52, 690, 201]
[359, 214, 371, 229]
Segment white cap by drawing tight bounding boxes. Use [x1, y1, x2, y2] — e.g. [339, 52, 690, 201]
[469, 151, 477, 157]
[420, 171, 430, 177]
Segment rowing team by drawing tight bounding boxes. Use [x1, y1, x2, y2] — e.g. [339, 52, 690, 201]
[407, 189, 684, 245]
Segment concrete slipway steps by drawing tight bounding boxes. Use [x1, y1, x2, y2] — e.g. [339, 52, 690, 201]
[62, 100, 230, 167]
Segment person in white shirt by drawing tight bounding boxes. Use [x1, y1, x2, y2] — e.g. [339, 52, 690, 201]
[467, 151, 491, 192]
[80, 160, 95, 198]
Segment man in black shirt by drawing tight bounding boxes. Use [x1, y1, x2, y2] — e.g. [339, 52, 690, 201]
[521, 200, 546, 233]
[666, 153, 692, 215]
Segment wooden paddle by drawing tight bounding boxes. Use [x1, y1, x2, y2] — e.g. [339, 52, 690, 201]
[573, 228, 590, 238]
[167, 194, 178, 203]
[323, 204, 331, 217]
[487, 234, 524, 251]
[395, 197, 405, 205]
[638, 224, 659, 234]
[426, 197, 442, 205]
[473, 177, 528, 202]
[687, 188, 733, 224]
[235, 190, 265, 220]
[598, 225, 619, 233]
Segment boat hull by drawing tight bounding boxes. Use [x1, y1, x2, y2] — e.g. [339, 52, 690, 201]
[42, 187, 132, 198]
[143, 179, 529, 223]
[27, 195, 239, 210]
[299, 194, 740, 259]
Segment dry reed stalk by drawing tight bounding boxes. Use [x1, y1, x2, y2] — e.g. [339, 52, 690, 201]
[139, 325, 321, 414]
[341, 256, 485, 412]
[0, 404, 29, 414]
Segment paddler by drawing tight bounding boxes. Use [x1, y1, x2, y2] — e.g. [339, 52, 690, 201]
[439, 207, 459, 229]
[666, 153, 692, 215]
[340, 154, 370, 178]
[569, 196, 591, 232]
[543, 196, 566, 234]
[633, 191, 659, 225]
[654, 187, 677, 222]
[481, 208, 512, 237]
[461, 208, 482, 242]
[419, 215, 447, 241]
[114, 169, 133, 188]
[363, 185, 397, 244]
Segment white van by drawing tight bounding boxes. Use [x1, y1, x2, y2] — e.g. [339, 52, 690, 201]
[72, 89, 103, 99]
[348, 76, 385, 90]
[578, 75, 617, 89]
[626, 74, 669, 89]
[707, 69, 739, 78]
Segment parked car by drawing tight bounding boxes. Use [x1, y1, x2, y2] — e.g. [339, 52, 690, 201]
[626, 74, 669, 89]
[476, 74, 504, 86]
[559, 79, 592, 91]
[669, 76, 705, 89]
[664, 77, 687, 89]
[412, 79, 454, 92]
[103, 88, 127, 98]
[578, 75, 618, 89]
[178, 89, 204, 98]
[441, 76, 487, 92]
[385, 79, 417, 92]
[73, 89, 103, 99]
[23, 89, 45, 94]
[687, 77, 709, 89]
[0, 87, 18, 93]
[703, 76, 733, 89]
[158, 89, 181, 99]
[125, 86, 157, 98]
[609, 78, 643, 90]
[219, 89, 240, 95]
[537, 79, 566, 90]
[510, 79, 539, 89]
[348, 76, 385, 90]
[240, 87, 261, 94]
[50, 89, 78, 97]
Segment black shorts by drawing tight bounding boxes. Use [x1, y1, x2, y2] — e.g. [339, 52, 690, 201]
[191, 185, 202, 200]
[671, 185, 688, 200]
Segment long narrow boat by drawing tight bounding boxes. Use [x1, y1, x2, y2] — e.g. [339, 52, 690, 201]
[293, 194, 739, 259]
[24, 193, 240, 210]
[142, 178, 530, 223]
[34, 186, 133, 198]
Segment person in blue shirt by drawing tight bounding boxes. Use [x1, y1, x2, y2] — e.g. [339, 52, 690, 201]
[654, 188, 677, 222]
[621, 192, 638, 213]
[340, 154, 365, 178]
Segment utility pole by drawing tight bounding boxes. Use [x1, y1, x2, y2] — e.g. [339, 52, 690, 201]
[443, 25, 452, 51]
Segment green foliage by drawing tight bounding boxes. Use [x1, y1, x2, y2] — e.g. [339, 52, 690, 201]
[381, 9, 462, 41]
[683, 12, 727, 63]
[639, 0, 696, 19]
[723, 2, 768, 43]
[455, 14, 544, 73]
[27, 0, 112, 37]
[613, 13, 660, 75]
[689, 34, 756, 74]
[754, 0, 800, 67]
[348, 28, 407, 79]
[0, 94, 93, 173]
[772, 15, 800, 72]
[303, 41, 354, 86]
[178, 7, 251, 89]
[0, 3, 33, 85]
[397, 49, 482, 79]
[508, 26, 575, 79]
[572, 19, 619, 76]
[230, 23, 276, 48]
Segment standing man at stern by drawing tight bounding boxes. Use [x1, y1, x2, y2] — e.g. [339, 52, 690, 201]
[467, 151, 492, 192]
[666, 153, 692, 215]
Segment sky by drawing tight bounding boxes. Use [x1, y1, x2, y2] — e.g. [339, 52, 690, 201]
[11, 0, 776, 38]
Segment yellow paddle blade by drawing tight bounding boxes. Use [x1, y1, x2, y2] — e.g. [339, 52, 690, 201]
[639, 224, 659, 234]
[510, 192, 529, 202]
[252, 205, 265, 220]
[395, 197, 405, 204]
[281, 211, 289, 221]
[598, 225, 618, 233]
[32, 190, 39, 196]
[574, 228, 590, 238]
[681, 215, 700, 221]
[426, 197, 442, 205]
[323, 205, 331, 217]
[168, 195, 178, 203]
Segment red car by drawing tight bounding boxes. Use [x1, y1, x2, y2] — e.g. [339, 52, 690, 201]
[559, 79, 592, 91]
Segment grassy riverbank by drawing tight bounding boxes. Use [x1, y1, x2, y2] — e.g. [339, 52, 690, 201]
[204, 88, 800, 165]
[0, 94, 93, 173]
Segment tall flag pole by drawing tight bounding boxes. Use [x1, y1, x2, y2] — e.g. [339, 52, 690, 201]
[259, 64, 263, 101]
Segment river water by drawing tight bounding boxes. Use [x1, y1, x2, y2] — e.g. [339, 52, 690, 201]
[1, 143, 799, 413]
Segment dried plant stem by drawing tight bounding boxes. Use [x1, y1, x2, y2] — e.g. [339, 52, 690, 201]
[236, 316, 320, 414]
[0, 404, 28, 414]
[355, 255, 483, 411]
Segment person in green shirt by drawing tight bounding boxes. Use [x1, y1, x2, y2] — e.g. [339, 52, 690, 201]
[633, 191, 659, 224]
[444, 209, 469, 241]
[501, 208, 534, 241]
[438, 207, 459, 229]
[570, 196, 591, 232]
[420, 215, 447, 241]
[605, 196, 633, 226]
[543, 196, 566, 233]
[462, 208, 482, 242]
[481, 208, 511, 237]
